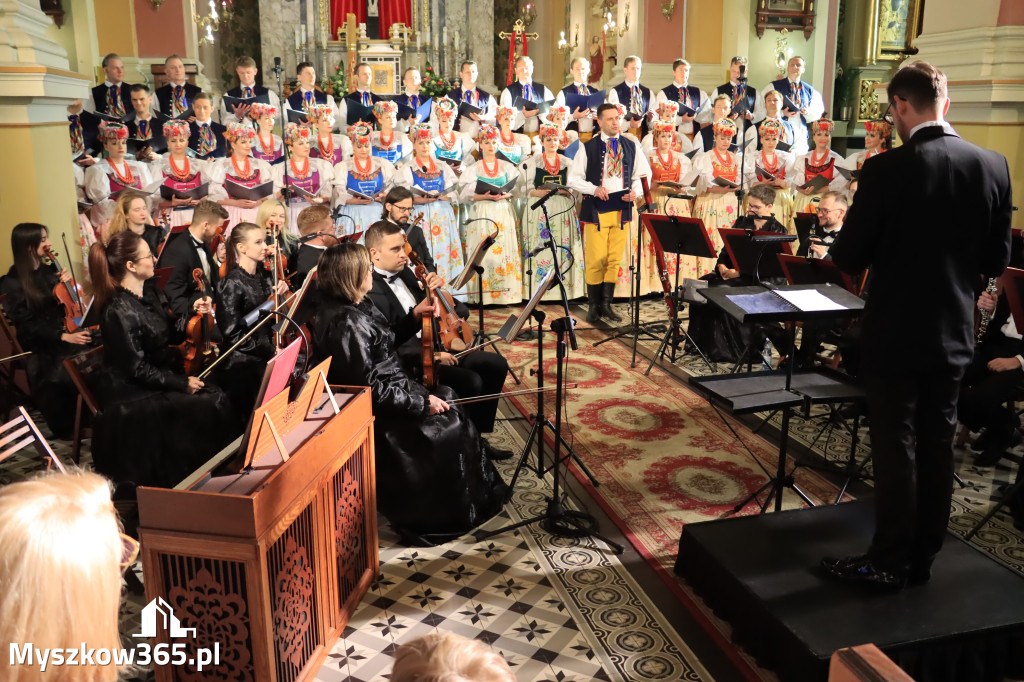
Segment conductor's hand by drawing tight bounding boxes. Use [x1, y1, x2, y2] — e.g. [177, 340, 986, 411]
[428, 394, 450, 414]
[413, 296, 436, 319]
[978, 291, 997, 312]
[594, 186, 610, 201]
[436, 352, 458, 366]
[186, 376, 205, 394]
[988, 357, 1021, 373]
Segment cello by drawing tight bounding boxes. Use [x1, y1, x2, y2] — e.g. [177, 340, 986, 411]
[181, 268, 218, 375]
[42, 246, 87, 332]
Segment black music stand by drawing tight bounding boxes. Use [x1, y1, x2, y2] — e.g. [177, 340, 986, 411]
[778, 254, 859, 294]
[793, 212, 818, 257]
[690, 283, 865, 513]
[641, 214, 718, 375]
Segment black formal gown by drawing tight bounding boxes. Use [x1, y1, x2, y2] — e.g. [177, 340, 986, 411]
[0, 266, 91, 438]
[93, 286, 236, 488]
[310, 294, 507, 546]
[215, 266, 276, 424]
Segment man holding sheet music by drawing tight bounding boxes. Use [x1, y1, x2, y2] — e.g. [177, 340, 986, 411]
[656, 59, 706, 139]
[448, 61, 496, 139]
[823, 62, 1013, 591]
[499, 56, 554, 137]
[568, 103, 651, 324]
[220, 56, 280, 126]
[555, 57, 602, 141]
[755, 57, 823, 156]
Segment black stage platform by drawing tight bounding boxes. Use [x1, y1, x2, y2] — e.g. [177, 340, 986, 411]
[674, 502, 1024, 681]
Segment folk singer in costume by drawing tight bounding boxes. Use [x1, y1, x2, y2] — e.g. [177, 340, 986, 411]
[394, 67, 428, 132]
[641, 101, 693, 155]
[309, 103, 352, 167]
[744, 118, 796, 233]
[700, 57, 756, 130]
[648, 120, 695, 216]
[755, 90, 796, 151]
[84, 123, 154, 203]
[152, 119, 211, 228]
[124, 84, 166, 160]
[430, 97, 476, 175]
[607, 56, 653, 139]
[787, 117, 846, 214]
[844, 118, 892, 172]
[534, 105, 580, 158]
[220, 55, 281, 126]
[690, 118, 741, 278]
[656, 59, 707, 140]
[447, 60, 496, 140]
[460, 124, 523, 305]
[397, 124, 465, 290]
[494, 105, 533, 166]
[187, 93, 226, 160]
[310, 242, 507, 546]
[273, 123, 334, 232]
[755, 56, 825, 156]
[285, 62, 341, 132]
[372, 100, 411, 165]
[555, 57, 600, 142]
[155, 55, 201, 119]
[499, 56, 554, 138]
[249, 103, 284, 165]
[568, 103, 651, 323]
[332, 123, 396, 238]
[85, 53, 131, 119]
[520, 124, 585, 301]
[209, 122, 274, 229]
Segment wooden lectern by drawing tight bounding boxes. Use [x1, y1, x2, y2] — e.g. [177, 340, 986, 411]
[137, 358, 377, 682]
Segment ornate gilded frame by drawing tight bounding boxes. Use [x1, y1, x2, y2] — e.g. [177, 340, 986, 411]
[869, 0, 923, 61]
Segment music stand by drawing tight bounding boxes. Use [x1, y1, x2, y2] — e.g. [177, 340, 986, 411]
[778, 254, 859, 294]
[793, 212, 818, 257]
[719, 228, 795, 284]
[641, 214, 718, 375]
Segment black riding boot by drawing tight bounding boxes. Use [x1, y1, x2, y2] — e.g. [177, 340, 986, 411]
[586, 284, 602, 323]
[600, 282, 622, 322]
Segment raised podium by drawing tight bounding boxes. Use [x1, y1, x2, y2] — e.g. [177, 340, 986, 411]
[137, 357, 377, 682]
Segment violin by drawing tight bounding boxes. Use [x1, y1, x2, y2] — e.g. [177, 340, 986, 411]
[404, 232, 437, 388]
[640, 176, 677, 320]
[403, 223, 472, 353]
[181, 268, 218, 375]
[43, 246, 87, 332]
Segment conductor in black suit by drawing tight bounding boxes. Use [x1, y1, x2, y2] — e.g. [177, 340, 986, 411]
[824, 62, 1014, 590]
[364, 220, 513, 461]
[158, 200, 229, 316]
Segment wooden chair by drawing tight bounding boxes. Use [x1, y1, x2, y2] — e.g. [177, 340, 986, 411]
[63, 346, 104, 464]
[0, 406, 67, 473]
[0, 294, 32, 419]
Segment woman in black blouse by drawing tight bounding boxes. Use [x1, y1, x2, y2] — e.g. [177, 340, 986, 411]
[88, 231, 235, 489]
[0, 223, 92, 438]
[310, 242, 507, 546]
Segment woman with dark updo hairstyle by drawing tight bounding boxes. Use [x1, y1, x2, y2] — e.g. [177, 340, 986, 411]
[87, 231, 235, 491]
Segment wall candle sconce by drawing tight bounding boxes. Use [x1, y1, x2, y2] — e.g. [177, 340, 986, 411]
[602, 2, 630, 38]
[557, 24, 580, 53]
[661, 1, 676, 21]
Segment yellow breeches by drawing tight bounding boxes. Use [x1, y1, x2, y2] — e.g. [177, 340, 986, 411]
[582, 211, 628, 285]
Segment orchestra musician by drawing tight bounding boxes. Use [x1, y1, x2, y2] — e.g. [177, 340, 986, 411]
[309, 242, 507, 546]
[293, 205, 336, 284]
[0, 223, 94, 439]
[364, 220, 512, 459]
[106, 190, 165, 255]
[87, 230, 235, 490]
[367, 186, 438, 275]
[158, 199, 228, 316]
[255, 199, 297, 278]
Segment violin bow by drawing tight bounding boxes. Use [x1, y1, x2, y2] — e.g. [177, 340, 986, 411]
[446, 384, 578, 406]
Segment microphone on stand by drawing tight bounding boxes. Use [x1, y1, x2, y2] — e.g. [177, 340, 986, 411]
[529, 184, 571, 211]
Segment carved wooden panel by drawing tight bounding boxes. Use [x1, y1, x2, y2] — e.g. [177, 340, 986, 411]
[332, 445, 369, 604]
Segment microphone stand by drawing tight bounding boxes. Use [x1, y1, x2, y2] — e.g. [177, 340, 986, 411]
[272, 58, 295, 216]
[481, 190, 618, 551]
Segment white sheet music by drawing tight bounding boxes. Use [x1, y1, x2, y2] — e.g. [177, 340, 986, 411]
[775, 289, 845, 312]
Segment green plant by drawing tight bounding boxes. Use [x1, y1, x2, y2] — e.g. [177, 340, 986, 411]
[324, 61, 349, 101]
[420, 62, 451, 98]
[834, 64, 862, 109]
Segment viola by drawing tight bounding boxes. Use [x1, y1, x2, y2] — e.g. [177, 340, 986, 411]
[43, 247, 87, 332]
[402, 224, 471, 354]
[181, 268, 218, 375]
[640, 176, 676, 320]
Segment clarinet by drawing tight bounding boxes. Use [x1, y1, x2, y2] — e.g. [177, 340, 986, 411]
[977, 277, 998, 342]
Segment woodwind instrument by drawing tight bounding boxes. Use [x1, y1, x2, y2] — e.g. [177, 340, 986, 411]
[977, 277, 999, 342]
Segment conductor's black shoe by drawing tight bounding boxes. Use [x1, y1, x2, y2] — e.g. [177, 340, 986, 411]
[600, 283, 623, 323]
[585, 284, 602, 323]
[907, 558, 934, 585]
[820, 554, 906, 591]
[481, 439, 514, 461]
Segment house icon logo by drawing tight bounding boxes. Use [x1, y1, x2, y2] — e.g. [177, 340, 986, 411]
[133, 597, 197, 638]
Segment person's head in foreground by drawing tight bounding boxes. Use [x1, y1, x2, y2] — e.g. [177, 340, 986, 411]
[390, 632, 515, 682]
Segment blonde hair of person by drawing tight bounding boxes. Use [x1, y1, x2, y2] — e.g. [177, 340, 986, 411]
[0, 471, 125, 682]
[106, 190, 150, 243]
[255, 198, 297, 252]
[390, 632, 515, 682]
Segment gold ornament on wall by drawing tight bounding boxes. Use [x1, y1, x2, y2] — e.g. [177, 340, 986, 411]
[661, 1, 676, 21]
[558, 24, 580, 53]
[858, 78, 881, 122]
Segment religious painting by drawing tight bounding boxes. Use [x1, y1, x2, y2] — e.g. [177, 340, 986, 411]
[874, 0, 923, 60]
[369, 62, 395, 95]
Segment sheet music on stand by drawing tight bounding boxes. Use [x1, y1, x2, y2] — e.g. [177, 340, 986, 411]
[719, 227, 795, 280]
[497, 269, 557, 342]
[701, 283, 865, 324]
[450, 230, 498, 290]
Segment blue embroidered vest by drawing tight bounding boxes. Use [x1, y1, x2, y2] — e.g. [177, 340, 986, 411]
[580, 135, 635, 225]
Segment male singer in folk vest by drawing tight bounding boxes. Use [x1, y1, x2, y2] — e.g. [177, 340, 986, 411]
[700, 56, 756, 131]
[607, 56, 653, 139]
[221, 55, 281, 126]
[86, 53, 132, 120]
[500, 56, 554, 138]
[555, 57, 602, 142]
[448, 60, 496, 139]
[286, 62, 342, 132]
[756, 56, 824, 155]
[568, 103, 652, 324]
[656, 59, 706, 140]
[155, 55, 201, 119]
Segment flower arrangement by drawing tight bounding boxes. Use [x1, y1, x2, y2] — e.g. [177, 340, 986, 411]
[324, 61, 349, 101]
[419, 62, 451, 99]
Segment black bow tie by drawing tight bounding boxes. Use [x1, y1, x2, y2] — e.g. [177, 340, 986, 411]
[386, 272, 402, 284]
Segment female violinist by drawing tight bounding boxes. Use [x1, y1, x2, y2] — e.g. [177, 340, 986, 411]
[787, 117, 845, 214]
[84, 123, 154, 204]
[209, 122, 275, 230]
[106, 190, 165, 254]
[459, 124, 523, 305]
[371, 101, 411, 166]
[151, 119, 212, 228]
[332, 123, 396, 238]
[0, 224, 92, 438]
[255, 199, 297, 279]
[311, 241, 507, 545]
[691, 118, 742, 277]
[214, 221, 290, 420]
[249, 103, 284, 165]
[272, 123, 334, 232]
[396, 124, 466, 292]
[87, 231, 235, 489]
[520, 124, 584, 300]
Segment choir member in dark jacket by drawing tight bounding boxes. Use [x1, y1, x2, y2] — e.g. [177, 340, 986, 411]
[309, 242, 507, 546]
[214, 222, 289, 422]
[88, 231, 235, 489]
[0, 223, 93, 438]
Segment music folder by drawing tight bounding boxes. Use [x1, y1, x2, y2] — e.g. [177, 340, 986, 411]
[474, 177, 517, 196]
[346, 101, 375, 126]
[713, 176, 740, 189]
[286, 109, 311, 125]
[393, 97, 432, 122]
[834, 165, 854, 181]
[513, 96, 555, 116]
[799, 174, 831, 192]
[678, 99, 707, 119]
[754, 165, 780, 182]
[594, 188, 632, 212]
[457, 100, 483, 120]
[411, 182, 459, 198]
[564, 90, 606, 113]
[780, 94, 800, 115]
[719, 226, 795, 280]
[775, 140, 792, 152]
[226, 179, 274, 201]
[222, 93, 270, 110]
[169, 107, 194, 121]
[729, 98, 750, 118]
[160, 182, 209, 201]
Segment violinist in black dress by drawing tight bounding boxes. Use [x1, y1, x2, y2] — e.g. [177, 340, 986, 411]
[88, 231, 235, 489]
[214, 222, 290, 422]
[310, 242, 507, 546]
[0, 224, 93, 438]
